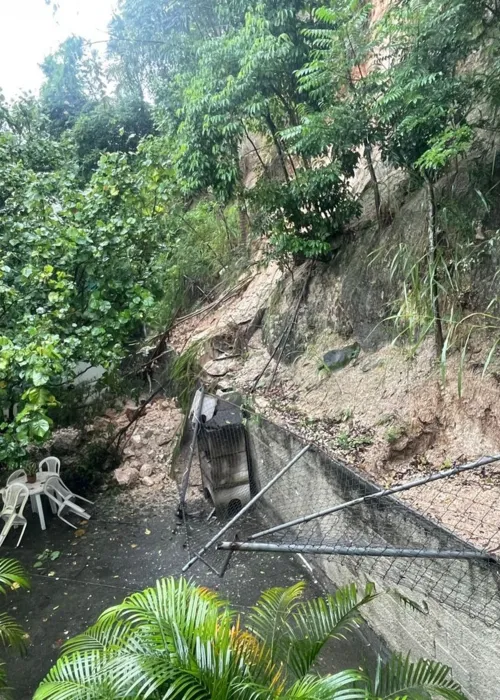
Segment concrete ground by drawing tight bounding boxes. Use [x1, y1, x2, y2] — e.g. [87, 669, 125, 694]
[3, 491, 383, 699]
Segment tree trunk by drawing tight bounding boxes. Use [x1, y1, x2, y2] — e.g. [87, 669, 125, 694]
[364, 142, 382, 232]
[265, 113, 290, 183]
[424, 174, 444, 356]
[242, 126, 269, 176]
[238, 199, 250, 248]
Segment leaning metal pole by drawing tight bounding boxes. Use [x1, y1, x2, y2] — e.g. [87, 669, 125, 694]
[181, 444, 311, 572]
[249, 453, 500, 541]
[178, 386, 205, 516]
[217, 541, 498, 562]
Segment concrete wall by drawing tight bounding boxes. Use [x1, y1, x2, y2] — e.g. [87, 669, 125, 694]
[246, 417, 500, 700]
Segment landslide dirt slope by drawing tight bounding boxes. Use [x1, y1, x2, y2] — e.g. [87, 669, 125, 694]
[168, 195, 500, 554]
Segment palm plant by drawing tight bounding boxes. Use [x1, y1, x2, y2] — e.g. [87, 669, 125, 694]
[0, 558, 30, 698]
[35, 577, 467, 700]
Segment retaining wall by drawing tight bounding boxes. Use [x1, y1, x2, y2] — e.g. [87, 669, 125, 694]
[246, 417, 500, 699]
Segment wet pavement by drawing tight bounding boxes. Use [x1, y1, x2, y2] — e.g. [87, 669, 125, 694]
[3, 493, 382, 699]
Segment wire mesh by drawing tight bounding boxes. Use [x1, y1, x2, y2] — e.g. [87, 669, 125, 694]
[175, 391, 500, 626]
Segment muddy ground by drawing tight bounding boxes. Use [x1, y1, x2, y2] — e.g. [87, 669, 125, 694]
[3, 485, 383, 699]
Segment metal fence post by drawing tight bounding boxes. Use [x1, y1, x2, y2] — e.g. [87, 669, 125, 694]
[217, 541, 497, 562]
[177, 386, 204, 516]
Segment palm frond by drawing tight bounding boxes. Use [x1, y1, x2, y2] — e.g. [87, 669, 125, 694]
[162, 669, 211, 700]
[0, 612, 28, 654]
[62, 618, 133, 656]
[232, 670, 368, 700]
[105, 648, 175, 697]
[286, 583, 376, 677]
[232, 622, 286, 694]
[283, 670, 368, 699]
[0, 662, 11, 700]
[372, 653, 468, 700]
[105, 586, 248, 699]
[33, 651, 112, 700]
[247, 581, 306, 680]
[247, 581, 306, 648]
[0, 559, 30, 594]
[104, 577, 227, 647]
[231, 679, 279, 700]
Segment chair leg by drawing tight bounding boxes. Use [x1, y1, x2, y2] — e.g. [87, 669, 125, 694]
[0, 516, 14, 547]
[16, 522, 27, 548]
[67, 501, 90, 518]
[76, 496, 94, 505]
[57, 512, 77, 529]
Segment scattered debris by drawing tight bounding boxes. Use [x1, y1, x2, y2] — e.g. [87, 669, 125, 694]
[114, 466, 140, 487]
[95, 396, 184, 508]
[140, 464, 153, 478]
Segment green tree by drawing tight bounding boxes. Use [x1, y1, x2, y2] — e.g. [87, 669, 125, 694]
[108, 0, 361, 260]
[0, 108, 170, 465]
[0, 99, 243, 464]
[294, 0, 382, 229]
[374, 0, 488, 353]
[34, 577, 466, 700]
[70, 97, 154, 179]
[40, 36, 105, 135]
[40, 36, 154, 178]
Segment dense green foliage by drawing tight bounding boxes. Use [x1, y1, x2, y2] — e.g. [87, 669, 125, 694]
[0, 101, 236, 465]
[35, 577, 467, 700]
[2, 0, 500, 459]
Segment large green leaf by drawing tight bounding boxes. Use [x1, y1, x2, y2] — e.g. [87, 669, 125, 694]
[103, 577, 229, 652]
[283, 671, 368, 700]
[62, 618, 134, 656]
[0, 662, 11, 700]
[247, 581, 306, 668]
[0, 613, 28, 654]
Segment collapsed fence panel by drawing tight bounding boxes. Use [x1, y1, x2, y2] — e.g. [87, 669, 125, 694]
[241, 416, 500, 626]
[248, 454, 500, 541]
[174, 390, 500, 626]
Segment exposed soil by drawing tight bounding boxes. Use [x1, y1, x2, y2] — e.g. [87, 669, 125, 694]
[168, 268, 500, 555]
[169, 262, 282, 355]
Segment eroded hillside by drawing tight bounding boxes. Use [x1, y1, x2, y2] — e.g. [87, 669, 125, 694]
[168, 156, 500, 553]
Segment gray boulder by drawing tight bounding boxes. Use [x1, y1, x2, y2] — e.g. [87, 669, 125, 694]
[321, 343, 360, 371]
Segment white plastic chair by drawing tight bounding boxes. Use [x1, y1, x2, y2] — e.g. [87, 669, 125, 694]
[43, 476, 93, 529]
[38, 458, 61, 513]
[4, 468, 41, 516]
[38, 457, 61, 475]
[6, 469, 26, 485]
[0, 484, 29, 547]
